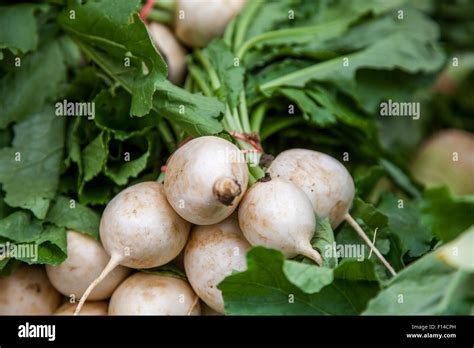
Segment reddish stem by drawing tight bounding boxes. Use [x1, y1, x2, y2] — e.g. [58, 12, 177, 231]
[140, 0, 155, 21]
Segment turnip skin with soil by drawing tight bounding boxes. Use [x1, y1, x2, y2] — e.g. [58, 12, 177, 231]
[411, 129, 474, 195]
[109, 273, 200, 315]
[164, 136, 249, 225]
[175, 0, 246, 48]
[0, 265, 61, 315]
[55, 301, 108, 315]
[75, 181, 191, 314]
[238, 177, 322, 265]
[184, 214, 250, 313]
[46, 231, 130, 301]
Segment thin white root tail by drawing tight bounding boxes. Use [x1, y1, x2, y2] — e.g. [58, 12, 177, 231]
[74, 256, 121, 315]
[187, 295, 200, 316]
[345, 214, 397, 277]
[301, 246, 323, 266]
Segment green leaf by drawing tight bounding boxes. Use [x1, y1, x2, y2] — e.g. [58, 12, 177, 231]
[283, 261, 333, 294]
[0, 40, 67, 129]
[58, 0, 167, 116]
[378, 193, 433, 258]
[379, 158, 421, 198]
[204, 40, 245, 109]
[0, 108, 65, 219]
[0, 211, 67, 266]
[219, 247, 380, 315]
[0, 4, 47, 55]
[312, 216, 338, 268]
[153, 80, 224, 136]
[419, 186, 474, 242]
[364, 228, 474, 315]
[82, 132, 108, 183]
[45, 195, 100, 239]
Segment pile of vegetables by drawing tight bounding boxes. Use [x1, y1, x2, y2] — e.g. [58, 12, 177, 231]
[0, 0, 473, 316]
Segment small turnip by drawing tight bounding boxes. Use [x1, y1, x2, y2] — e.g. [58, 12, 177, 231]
[411, 129, 474, 195]
[75, 181, 191, 314]
[238, 177, 322, 265]
[0, 265, 61, 315]
[55, 301, 108, 315]
[148, 22, 187, 85]
[164, 136, 248, 225]
[109, 273, 200, 315]
[175, 0, 246, 47]
[46, 230, 130, 301]
[268, 148, 396, 276]
[184, 215, 250, 313]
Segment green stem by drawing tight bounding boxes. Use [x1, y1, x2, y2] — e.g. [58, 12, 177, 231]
[194, 49, 220, 89]
[157, 118, 176, 152]
[223, 18, 236, 47]
[250, 101, 269, 133]
[184, 73, 193, 91]
[147, 8, 173, 25]
[249, 164, 265, 180]
[187, 64, 213, 96]
[231, 107, 244, 133]
[260, 118, 303, 141]
[154, 0, 176, 12]
[233, 0, 262, 50]
[238, 91, 251, 133]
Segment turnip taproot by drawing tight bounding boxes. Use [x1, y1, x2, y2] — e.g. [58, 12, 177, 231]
[75, 181, 191, 314]
[164, 136, 248, 225]
[184, 215, 250, 313]
[0, 265, 61, 315]
[109, 273, 200, 315]
[175, 0, 246, 47]
[55, 301, 108, 315]
[148, 22, 187, 85]
[46, 231, 130, 301]
[238, 177, 322, 265]
[268, 149, 396, 276]
[411, 129, 474, 195]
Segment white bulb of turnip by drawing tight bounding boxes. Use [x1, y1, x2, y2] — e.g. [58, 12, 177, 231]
[164, 136, 248, 225]
[46, 231, 130, 301]
[75, 181, 191, 314]
[55, 301, 108, 315]
[148, 22, 187, 85]
[184, 214, 250, 313]
[175, 0, 246, 48]
[0, 265, 61, 315]
[269, 148, 396, 276]
[238, 177, 322, 265]
[411, 129, 474, 195]
[109, 273, 200, 315]
[268, 149, 354, 228]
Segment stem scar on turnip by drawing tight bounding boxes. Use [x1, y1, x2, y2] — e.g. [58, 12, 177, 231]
[268, 148, 397, 276]
[74, 181, 191, 315]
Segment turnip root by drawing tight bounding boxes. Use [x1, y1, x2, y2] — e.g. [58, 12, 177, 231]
[75, 181, 191, 314]
[184, 215, 250, 313]
[411, 129, 474, 195]
[268, 149, 396, 276]
[0, 265, 61, 315]
[164, 136, 248, 225]
[175, 0, 246, 48]
[238, 177, 322, 264]
[46, 231, 130, 301]
[55, 301, 108, 315]
[109, 273, 200, 315]
[148, 22, 187, 85]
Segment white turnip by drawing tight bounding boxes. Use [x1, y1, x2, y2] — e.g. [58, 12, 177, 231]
[238, 177, 322, 265]
[46, 230, 130, 301]
[148, 22, 187, 85]
[75, 181, 191, 314]
[268, 148, 396, 276]
[175, 0, 246, 48]
[164, 136, 248, 225]
[411, 129, 474, 195]
[55, 301, 108, 315]
[108, 273, 200, 315]
[184, 215, 250, 313]
[0, 265, 61, 315]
